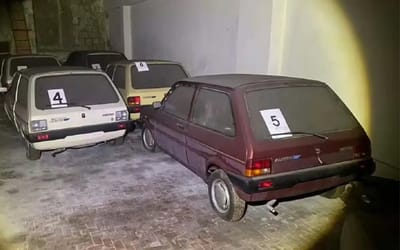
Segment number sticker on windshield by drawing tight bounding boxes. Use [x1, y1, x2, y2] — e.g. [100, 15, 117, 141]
[135, 62, 149, 72]
[48, 89, 68, 108]
[17, 65, 28, 71]
[260, 108, 292, 139]
[91, 64, 101, 70]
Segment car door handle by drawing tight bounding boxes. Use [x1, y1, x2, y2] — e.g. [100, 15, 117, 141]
[176, 123, 184, 129]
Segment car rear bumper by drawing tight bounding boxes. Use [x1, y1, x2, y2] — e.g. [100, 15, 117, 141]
[227, 158, 375, 202]
[27, 121, 133, 150]
[32, 129, 126, 150]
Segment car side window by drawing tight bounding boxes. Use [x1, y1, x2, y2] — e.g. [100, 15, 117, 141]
[17, 76, 28, 108]
[113, 66, 125, 89]
[191, 88, 235, 136]
[105, 65, 115, 78]
[163, 84, 195, 120]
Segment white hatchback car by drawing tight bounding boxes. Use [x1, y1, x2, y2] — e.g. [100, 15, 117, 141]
[2, 67, 130, 160]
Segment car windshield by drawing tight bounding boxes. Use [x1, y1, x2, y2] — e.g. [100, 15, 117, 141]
[87, 54, 126, 70]
[246, 85, 359, 140]
[131, 64, 187, 89]
[35, 74, 119, 110]
[10, 57, 59, 76]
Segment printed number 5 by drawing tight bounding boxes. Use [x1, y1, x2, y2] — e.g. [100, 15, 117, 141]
[270, 115, 280, 127]
[53, 92, 63, 104]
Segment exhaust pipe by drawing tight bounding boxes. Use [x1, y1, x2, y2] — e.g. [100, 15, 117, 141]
[266, 199, 278, 216]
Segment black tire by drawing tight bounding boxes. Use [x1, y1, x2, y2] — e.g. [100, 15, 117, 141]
[26, 144, 41, 160]
[208, 170, 247, 221]
[141, 127, 156, 152]
[109, 136, 124, 145]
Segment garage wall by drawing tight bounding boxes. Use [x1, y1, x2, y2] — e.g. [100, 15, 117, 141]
[0, 2, 13, 52]
[106, 0, 273, 76]
[268, 0, 399, 180]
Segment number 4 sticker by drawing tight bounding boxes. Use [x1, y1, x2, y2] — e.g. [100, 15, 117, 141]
[260, 108, 292, 139]
[48, 89, 68, 108]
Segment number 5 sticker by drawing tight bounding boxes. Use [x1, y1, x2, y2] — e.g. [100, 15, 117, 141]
[260, 108, 292, 139]
[48, 89, 68, 108]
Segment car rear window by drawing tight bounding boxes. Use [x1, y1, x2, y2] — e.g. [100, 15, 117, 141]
[35, 74, 120, 110]
[87, 54, 126, 70]
[10, 57, 59, 75]
[246, 85, 359, 140]
[131, 64, 187, 89]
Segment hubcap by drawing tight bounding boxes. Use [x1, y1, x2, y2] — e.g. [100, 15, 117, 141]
[211, 179, 230, 213]
[144, 129, 154, 148]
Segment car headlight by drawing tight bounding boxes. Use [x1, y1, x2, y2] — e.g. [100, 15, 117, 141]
[116, 110, 128, 121]
[30, 120, 47, 132]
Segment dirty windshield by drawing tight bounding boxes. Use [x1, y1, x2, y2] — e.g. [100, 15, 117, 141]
[35, 74, 119, 110]
[10, 57, 59, 76]
[132, 64, 187, 89]
[246, 85, 359, 140]
[88, 53, 126, 70]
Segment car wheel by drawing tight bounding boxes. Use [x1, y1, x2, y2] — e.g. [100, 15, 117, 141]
[26, 143, 41, 160]
[109, 136, 124, 145]
[141, 127, 156, 152]
[208, 170, 247, 221]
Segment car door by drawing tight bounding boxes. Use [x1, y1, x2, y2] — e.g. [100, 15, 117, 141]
[186, 88, 240, 178]
[4, 73, 20, 121]
[13, 76, 29, 136]
[153, 83, 196, 166]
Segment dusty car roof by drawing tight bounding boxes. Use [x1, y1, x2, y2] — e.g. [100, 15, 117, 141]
[182, 74, 321, 89]
[20, 66, 100, 77]
[110, 59, 181, 65]
[69, 50, 125, 56]
[4, 54, 59, 60]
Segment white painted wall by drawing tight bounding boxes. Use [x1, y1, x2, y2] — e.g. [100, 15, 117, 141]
[268, 0, 399, 180]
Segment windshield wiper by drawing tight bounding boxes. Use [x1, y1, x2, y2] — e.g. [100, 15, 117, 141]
[272, 131, 328, 140]
[46, 103, 91, 110]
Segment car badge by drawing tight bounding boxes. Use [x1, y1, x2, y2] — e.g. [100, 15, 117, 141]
[81, 113, 86, 118]
[315, 147, 324, 165]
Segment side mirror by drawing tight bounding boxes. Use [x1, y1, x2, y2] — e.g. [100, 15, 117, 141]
[152, 101, 161, 109]
[0, 87, 7, 93]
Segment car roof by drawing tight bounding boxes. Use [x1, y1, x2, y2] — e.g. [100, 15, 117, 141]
[181, 74, 324, 89]
[68, 50, 125, 56]
[4, 54, 59, 60]
[109, 59, 181, 66]
[19, 66, 101, 77]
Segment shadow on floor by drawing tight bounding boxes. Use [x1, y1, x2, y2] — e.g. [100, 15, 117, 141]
[309, 176, 399, 250]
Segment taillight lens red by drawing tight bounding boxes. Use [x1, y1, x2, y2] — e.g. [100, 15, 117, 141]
[127, 96, 141, 105]
[245, 159, 272, 177]
[127, 96, 141, 113]
[258, 181, 273, 189]
[37, 134, 49, 141]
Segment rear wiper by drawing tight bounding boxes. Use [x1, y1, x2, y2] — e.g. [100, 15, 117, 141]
[46, 103, 91, 110]
[272, 131, 328, 140]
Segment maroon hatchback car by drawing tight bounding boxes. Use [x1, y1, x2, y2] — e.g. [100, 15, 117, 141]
[140, 74, 375, 221]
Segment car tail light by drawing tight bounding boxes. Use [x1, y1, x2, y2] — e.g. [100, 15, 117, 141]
[37, 134, 49, 141]
[258, 181, 273, 189]
[30, 120, 47, 132]
[115, 110, 128, 121]
[245, 159, 272, 177]
[127, 96, 141, 113]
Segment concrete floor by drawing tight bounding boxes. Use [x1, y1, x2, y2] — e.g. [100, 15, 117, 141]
[0, 109, 397, 250]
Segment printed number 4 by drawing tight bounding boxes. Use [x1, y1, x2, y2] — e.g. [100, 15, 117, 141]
[270, 115, 280, 127]
[53, 92, 63, 104]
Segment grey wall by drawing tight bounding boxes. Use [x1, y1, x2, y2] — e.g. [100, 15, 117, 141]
[0, 2, 13, 52]
[105, 0, 273, 76]
[270, 0, 399, 180]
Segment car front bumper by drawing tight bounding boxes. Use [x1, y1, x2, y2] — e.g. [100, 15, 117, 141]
[227, 158, 375, 202]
